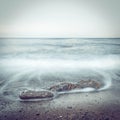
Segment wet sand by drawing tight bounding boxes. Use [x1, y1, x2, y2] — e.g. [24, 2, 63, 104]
[0, 81, 120, 120]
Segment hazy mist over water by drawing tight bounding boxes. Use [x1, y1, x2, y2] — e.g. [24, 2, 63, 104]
[0, 38, 120, 100]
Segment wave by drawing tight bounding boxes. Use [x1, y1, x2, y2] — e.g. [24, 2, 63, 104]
[0, 38, 120, 101]
[0, 55, 119, 101]
[1, 55, 120, 70]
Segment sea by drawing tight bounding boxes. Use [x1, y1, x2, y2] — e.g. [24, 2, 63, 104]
[0, 38, 120, 100]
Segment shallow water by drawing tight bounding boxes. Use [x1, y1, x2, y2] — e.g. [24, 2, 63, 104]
[0, 38, 120, 100]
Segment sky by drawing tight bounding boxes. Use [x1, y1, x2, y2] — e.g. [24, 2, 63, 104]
[0, 0, 120, 38]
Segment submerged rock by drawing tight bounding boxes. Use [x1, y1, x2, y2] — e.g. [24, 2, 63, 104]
[19, 80, 104, 100]
[77, 80, 104, 89]
[19, 90, 54, 100]
[49, 82, 77, 92]
[49, 80, 104, 92]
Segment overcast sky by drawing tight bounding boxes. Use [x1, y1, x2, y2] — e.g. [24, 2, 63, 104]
[0, 0, 120, 38]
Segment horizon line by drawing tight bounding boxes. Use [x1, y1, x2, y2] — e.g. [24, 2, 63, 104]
[0, 37, 120, 39]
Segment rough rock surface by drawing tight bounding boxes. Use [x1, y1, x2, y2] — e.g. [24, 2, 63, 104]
[77, 79, 104, 89]
[49, 80, 104, 92]
[19, 90, 54, 100]
[19, 80, 104, 100]
[49, 82, 77, 92]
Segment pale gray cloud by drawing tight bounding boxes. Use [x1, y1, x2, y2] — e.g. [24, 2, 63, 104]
[0, 0, 120, 38]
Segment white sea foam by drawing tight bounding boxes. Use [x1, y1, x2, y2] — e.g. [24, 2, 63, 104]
[1, 55, 120, 70]
[0, 56, 117, 100]
[0, 38, 120, 101]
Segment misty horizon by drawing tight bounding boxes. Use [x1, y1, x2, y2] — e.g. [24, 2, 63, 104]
[0, 0, 120, 38]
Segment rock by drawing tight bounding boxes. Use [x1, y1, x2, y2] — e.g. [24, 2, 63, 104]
[77, 80, 104, 89]
[49, 82, 77, 92]
[49, 80, 104, 92]
[19, 90, 54, 100]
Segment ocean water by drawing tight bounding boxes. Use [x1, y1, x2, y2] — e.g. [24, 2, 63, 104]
[0, 38, 120, 100]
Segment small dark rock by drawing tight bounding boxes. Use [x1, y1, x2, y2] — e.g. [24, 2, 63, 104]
[67, 106, 72, 109]
[36, 113, 40, 116]
[19, 110, 22, 113]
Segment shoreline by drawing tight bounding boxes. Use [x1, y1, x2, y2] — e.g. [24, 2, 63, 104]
[0, 85, 120, 120]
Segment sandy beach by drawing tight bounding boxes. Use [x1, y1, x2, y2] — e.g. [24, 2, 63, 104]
[0, 38, 120, 120]
[0, 0, 120, 118]
[0, 81, 120, 120]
